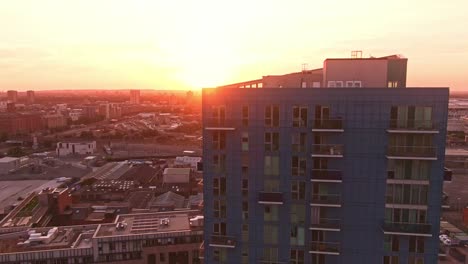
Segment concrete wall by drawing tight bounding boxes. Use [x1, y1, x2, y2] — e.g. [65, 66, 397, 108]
[324, 59, 388, 88]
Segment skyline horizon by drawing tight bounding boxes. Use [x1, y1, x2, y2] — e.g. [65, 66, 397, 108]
[1, 1, 467, 91]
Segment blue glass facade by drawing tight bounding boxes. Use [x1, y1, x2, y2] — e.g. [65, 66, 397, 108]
[203, 88, 448, 264]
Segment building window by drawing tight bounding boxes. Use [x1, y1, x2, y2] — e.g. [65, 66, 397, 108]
[264, 179, 280, 192]
[390, 106, 433, 129]
[311, 254, 325, 264]
[335, 81, 343, 87]
[242, 106, 249, 126]
[290, 249, 304, 264]
[385, 208, 427, 224]
[213, 222, 226, 235]
[291, 181, 306, 200]
[160, 253, 165, 262]
[292, 156, 306, 176]
[264, 156, 280, 176]
[383, 256, 400, 264]
[408, 256, 424, 264]
[327, 81, 336, 88]
[212, 131, 226, 150]
[265, 105, 280, 127]
[293, 106, 308, 127]
[265, 132, 279, 151]
[121, 242, 126, 250]
[242, 132, 249, 151]
[387, 160, 430, 180]
[290, 225, 305, 246]
[385, 184, 428, 205]
[388, 81, 399, 88]
[109, 242, 115, 251]
[242, 154, 248, 175]
[242, 179, 248, 196]
[291, 204, 306, 224]
[409, 237, 425, 253]
[346, 81, 354, 87]
[242, 201, 248, 220]
[213, 248, 227, 262]
[213, 154, 226, 174]
[384, 235, 399, 252]
[242, 224, 249, 242]
[214, 200, 226, 218]
[262, 247, 278, 263]
[292, 132, 307, 152]
[264, 226, 278, 244]
[212, 105, 226, 122]
[213, 177, 226, 196]
[264, 205, 279, 221]
[354, 81, 362, 87]
[242, 245, 249, 263]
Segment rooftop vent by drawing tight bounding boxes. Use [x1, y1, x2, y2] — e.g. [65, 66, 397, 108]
[116, 221, 127, 231]
[160, 218, 170, 226]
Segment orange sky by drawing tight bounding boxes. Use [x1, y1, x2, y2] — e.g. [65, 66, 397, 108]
[1, 0, 467, 91]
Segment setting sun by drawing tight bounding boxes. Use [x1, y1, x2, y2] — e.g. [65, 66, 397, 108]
[0, 0, 467, 90]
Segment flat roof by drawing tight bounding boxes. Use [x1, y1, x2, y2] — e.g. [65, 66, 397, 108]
[0, 226, 95, 254]
[0, 157, 20, 163]
[95, 211, 200, 238]
[163, 168, 191, 175]
[446, 148, 468, 157]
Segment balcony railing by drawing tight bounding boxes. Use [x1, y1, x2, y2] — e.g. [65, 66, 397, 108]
[209, 235, 236, 248]
[258, 192, 283, 205]
[382, 222, 432, 237]
[385, 196, 427, 205]
[311, 119, 344, 131]
[204, 118, 236, 130]
[309, 241, 340, 255]
[387, 146, 437, 159]
[311, 169, 342, 182]
[310, 194, 341, 207]
[388, 119, 438, 133]
[311, 144, 344, 157]
[310, 218, 341, 231]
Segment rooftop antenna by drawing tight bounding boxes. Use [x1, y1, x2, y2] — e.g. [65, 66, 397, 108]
[351, 50, 362, 59]
[301, 63, 309, 72]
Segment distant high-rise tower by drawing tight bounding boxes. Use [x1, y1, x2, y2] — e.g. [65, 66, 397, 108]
[130, 89, 140, 104]
[26, 90, 35, 104]
[7, 90, 18, 103]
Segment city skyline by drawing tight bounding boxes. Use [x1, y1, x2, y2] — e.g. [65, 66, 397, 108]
[1, 0, 467, 91]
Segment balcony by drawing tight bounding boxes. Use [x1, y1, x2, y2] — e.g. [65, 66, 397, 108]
[310, 194, 341, 207]
[311, 169, 342, 183]
[310, 218, 341, 231]
[204, 118, 235, 131]
[386, 146, 437, 160]
[388, 119, 438, 134]
[209, 235, 236, 248]
[382, 222, 432, 237]
[311, 144, 344, 158]
[312, 119, 344, 132]
[258, 192, 283, 205]
[309, 241, 340, 255]
[386, 171, 429, 185]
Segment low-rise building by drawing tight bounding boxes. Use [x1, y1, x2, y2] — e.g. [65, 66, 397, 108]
[0, 157, 21, 174]
[175, 156, 202, 169]
[0, 210, 203, 264]
[162, 168, 191, 184]
[56, 141, 97, 156]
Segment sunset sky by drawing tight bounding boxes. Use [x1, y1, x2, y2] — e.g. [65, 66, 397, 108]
[1, 0, 467, 91]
